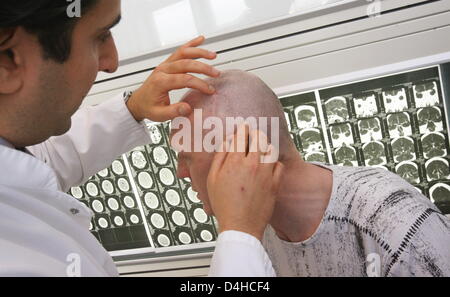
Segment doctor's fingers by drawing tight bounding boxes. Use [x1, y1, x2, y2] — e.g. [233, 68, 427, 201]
[246, 130, 281, 183]
[227, 124, 250, 161]
[154, 73, 216, 95]
[165, 36, 216, 63]
[207, 141, 229, 183]
[271, 162, 284, 193]
[246, 129, 271, 163]
[157, 59, 220, 79]
[181, 35, 206, 48]
[165, 47, 217, 63]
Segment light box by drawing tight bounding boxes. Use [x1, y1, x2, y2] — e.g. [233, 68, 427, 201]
[280, 65, 450, 214]
[68, 64, 450, 259]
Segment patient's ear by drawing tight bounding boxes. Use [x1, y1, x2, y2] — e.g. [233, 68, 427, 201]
[0, 28, 23, 94]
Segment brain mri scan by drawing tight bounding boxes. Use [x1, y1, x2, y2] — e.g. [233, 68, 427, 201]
[86, 182, 99, 197]
[97, 168, 109, 178]
[391, 137, 416, 163]
[111, 160, 125, 175]
[382, 88, 409, 113]
[71, 186, 84, 199]
[158, 168, 175, 186]
[353, 94, 378, 118]
[152, 146, 169, 166]
[421, 132, 447, 159]
[131, 150, 148, 169]
[164, 189, 181, 207]
[101, 180, 115, 195]
[387, 112, 413, 138]
[429, 184, 450, 211]
[304, 151, 327, 163]
[137, 171, 154, 189]
[358, 118, 383, 143]
[425, 157, 450, 182]
[295, 106, 318, 129]
[395, 161, 420, 184]
[363, 141, 387, 166]
[334, 145, 358, 166]
[330, 123, 354, 147]
[325, 96, 349, 124]
[413, 81, 440, 108]
[299, 129, 323, 153]
[148, 124, 163, 144]
[417, 106, 444, 134]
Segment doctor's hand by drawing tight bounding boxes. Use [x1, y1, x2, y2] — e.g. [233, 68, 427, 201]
[206, 125, 284, 241]
[126, 36, 220, 122]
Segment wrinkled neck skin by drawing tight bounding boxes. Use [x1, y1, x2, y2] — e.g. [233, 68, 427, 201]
[269, 151, 333, 243]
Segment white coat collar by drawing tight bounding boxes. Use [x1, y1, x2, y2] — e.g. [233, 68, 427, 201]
[0, 137, 14, 149]
[0, 145, 59, 190]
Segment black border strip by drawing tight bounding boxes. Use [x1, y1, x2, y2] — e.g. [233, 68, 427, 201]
[119, 265, 210, 276]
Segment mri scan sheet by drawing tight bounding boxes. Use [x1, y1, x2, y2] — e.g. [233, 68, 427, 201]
[281, 66, 450, 215]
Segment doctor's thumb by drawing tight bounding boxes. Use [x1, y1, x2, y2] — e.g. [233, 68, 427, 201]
[153, 103, 192, 122]
[174, 103, 192, 117]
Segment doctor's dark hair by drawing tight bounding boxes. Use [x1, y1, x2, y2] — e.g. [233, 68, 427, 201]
[0, 0, 98, 63]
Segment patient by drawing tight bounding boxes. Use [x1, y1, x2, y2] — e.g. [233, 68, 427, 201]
[170, 70, 450, 277]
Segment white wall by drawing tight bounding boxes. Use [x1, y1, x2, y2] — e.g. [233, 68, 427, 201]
[112, 0, 353, 62]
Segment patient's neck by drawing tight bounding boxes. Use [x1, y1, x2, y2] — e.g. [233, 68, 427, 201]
[269, 152, 333, 243]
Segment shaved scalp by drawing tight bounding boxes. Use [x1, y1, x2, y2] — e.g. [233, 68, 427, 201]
[180, 69, 295, 159]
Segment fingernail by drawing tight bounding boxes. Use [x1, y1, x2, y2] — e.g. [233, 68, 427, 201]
[209, 85, 216, 93]
[212, 68, 220, 76]
[260, 138, 269, 153]
[178, 106, 189, 116]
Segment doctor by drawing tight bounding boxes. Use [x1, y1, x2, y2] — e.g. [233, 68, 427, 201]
[0, 0, 278, 276]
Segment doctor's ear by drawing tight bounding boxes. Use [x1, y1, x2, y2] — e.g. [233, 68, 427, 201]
[0, 28, 23, 95]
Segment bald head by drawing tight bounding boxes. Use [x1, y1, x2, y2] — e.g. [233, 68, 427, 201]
[179, 69, 294, 159]
[182, 70, 283, 120]
[170, 70, 297, 214]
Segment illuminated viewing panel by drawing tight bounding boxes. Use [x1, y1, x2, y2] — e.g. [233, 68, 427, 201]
[69, 66, 450, 253]
[281, 66, 450, 215]
[69, 122, 218, 252]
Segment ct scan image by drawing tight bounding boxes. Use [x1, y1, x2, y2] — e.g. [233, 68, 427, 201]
[325, 96, 350, 124]
[316, 66, 450, 214]
[387, 112, 413, 138]
[382, 87, 409, 113]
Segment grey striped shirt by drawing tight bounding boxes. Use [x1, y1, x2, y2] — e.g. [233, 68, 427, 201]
[263, 163, 450, 277]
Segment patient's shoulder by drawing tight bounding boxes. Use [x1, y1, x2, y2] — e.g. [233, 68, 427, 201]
[324, 164, 440, 227]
